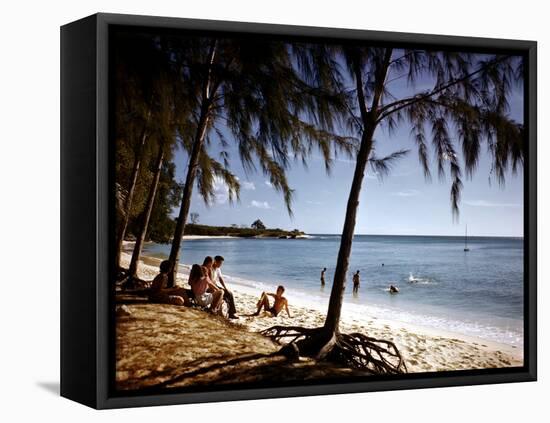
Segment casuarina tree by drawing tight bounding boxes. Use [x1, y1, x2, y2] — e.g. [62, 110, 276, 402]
[113, 33, 171, 268]
[164, 37, 354, 286]
[263, 46, 523, 374]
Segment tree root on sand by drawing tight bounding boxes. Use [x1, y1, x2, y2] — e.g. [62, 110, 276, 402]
[261, 325, 407, 375]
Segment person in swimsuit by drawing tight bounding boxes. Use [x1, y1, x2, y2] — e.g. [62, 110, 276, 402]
[352, 270, 360, 294]
[148, 260, 189, 305]
[253, 285, 291, 317]
[320, 267, 327, 286]
[202, 256, 215, 279]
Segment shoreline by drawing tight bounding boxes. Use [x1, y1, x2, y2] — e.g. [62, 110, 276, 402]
[182, 235, 237, 240]
[120, 252, 523, 373]
[122, 234, 312, 246]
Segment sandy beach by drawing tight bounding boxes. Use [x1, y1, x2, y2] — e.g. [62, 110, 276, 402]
[116, 252, 523, 389]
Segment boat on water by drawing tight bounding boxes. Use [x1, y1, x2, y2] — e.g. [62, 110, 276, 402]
[464, 224, 470, 252]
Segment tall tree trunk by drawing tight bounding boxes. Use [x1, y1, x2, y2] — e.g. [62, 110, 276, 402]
[128, 143, 165, 279]
[167, 40, 218, 287]
[323, 128, 375, 334]
[167, 106, 210, 287]
[115, 111, 151, 268]
[323, 48, 393, 336]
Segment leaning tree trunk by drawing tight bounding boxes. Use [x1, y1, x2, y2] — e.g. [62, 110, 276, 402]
[115, 111, 151, 268]
[323, 127, 375, 335]
[323, 48, 393, 337]
[261, 122, 406, 374]
[166, 106, 210, 287]
[128, 143, 165, 279]
[167, 40, 218, 287]
[272, 126, 375, 358]
[262, 49, 406, 374]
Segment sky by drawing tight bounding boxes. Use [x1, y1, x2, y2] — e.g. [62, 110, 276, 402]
[170, 53, 524, 237]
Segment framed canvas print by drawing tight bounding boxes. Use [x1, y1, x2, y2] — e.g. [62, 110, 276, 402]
[60, 13, 537, 409]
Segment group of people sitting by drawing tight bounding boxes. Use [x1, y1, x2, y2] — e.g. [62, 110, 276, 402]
[148, 255, 291, 319]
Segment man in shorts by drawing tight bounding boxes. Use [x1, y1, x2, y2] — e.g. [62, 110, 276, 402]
[253, 285, 291, 317]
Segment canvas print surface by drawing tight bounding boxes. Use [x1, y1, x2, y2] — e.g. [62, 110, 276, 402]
[112, 27, 525, 393]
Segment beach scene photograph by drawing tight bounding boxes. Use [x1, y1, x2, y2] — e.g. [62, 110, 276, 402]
[112, 27, 525, 392]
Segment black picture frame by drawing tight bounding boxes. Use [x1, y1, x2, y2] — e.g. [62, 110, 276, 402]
[61, 12, 537, 409]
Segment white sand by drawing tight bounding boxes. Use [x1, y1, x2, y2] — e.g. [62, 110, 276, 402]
[121, 253, 523, 373]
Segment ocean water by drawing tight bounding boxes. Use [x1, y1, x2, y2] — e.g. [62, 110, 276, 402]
[142, 235, 524, 347]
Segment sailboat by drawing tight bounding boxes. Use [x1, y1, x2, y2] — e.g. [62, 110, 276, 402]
[464, 224, 470, 252]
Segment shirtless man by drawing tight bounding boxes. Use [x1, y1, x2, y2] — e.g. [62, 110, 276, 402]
[352, 270, 360, 294]
[253, 285, 291, 317]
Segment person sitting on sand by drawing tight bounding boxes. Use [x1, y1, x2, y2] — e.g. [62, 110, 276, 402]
[352, 270, 360, 294]
[202, 256, 215, 279]
[389, 284, 399, 294]
[149, 260, 189, 306]
[189, 263, 224, 312]
[320, 267, 327, 286]
[212, 255, 238, 319]
[253, 285, 291, 317]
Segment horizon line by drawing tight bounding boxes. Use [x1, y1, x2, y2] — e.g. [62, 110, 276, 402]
[308, 233, 524, 239]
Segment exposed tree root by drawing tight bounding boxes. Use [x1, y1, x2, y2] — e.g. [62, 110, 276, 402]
[116, 266, 151, 291]
[261, 325, 407, 375]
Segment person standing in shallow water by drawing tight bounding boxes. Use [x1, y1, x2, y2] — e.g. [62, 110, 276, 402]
[320, 267, 327, 286]
[352, 270, 360, 294]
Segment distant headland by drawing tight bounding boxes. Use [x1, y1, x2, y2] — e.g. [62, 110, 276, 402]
[184, 223, 307, 239]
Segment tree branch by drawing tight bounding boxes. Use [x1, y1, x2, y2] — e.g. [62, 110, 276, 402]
[370, 48, 394, 116]
[376, 55, 512, 124]
[352, 54, 369, 123]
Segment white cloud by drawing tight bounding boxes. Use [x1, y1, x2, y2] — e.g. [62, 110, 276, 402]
[250, 200, 271, 209]
[464, 200, 521, 208]
[212, 176, 254, 203]
[241, 181, 256, 190]
[392, 189, 420, 197]
[265, 181, 273, 187]
[212, 176, 230, 204]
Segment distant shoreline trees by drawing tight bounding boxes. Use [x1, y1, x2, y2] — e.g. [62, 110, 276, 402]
[251, 219, 266, 230]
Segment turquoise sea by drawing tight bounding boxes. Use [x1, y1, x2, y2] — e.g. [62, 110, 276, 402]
[143, 234, 524, 347]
